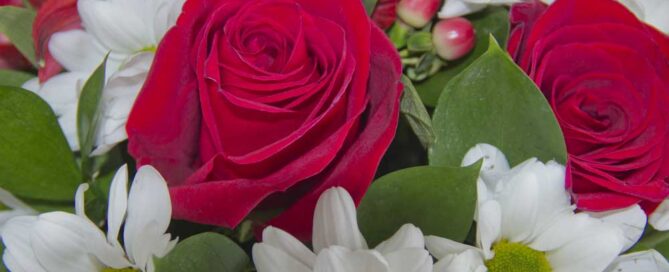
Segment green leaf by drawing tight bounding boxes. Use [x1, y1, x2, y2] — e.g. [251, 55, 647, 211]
[0, 86, 81, 201]
[407, 32, 433, 52]
[0, 7, 36, 65]
[416, 6, 510, 107]
[363, 0, 379, 16]
[155, 232, 250, 272]
[358, 163, 481, 247]
[0, 69, 34, 87]
[0, 242, 6, 272]
[429, 37, 567, 168]
[400, 75, 434, 149]
[77, 55, 108, 180]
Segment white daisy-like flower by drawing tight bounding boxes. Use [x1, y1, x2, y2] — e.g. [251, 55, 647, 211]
[0, 187, 36, 234]
[426, 143, 645, 272]
[23, 0, 185, 155]
[438, 0, 521, 19]
[252, 187, 433, 272]
[1, 165, 177, 272]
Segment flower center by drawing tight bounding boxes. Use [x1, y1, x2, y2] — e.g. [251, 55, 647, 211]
[485, 241, 552, 272]
[140, 45, 157, 53]
[102, 268, 139, 272]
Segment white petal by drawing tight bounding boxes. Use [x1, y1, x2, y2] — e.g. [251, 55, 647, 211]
[461, 143, 510, 175]
[74, 183, 89, 217]
[48, 30, 107, 72]
[313, 246, 389, 272]
[36, 212, 131, 270]
[546, 217, 624, 272]
[0, 187, 34, 213]
[438, 0, 486, 19]
[529, 213, 597, 252]
[497, 169, 540, 243]
[384, 248, 433, 272]
[2, 216, 47, 272]
[107, 165, 129, 247]
[30, 213, 104, 272]
[463, 0, 521, 4]
[261, 226, 316, 268]
[626, 0, 669, 34]
[476, 200, 501, 258]
[374, 224, 425, 255]
[650, 198, 669, 231]
[589, 204, 646, 252]
[424, 235, 480, 260]
[252, 243, 312, 272]
[123, 165, 174, 270]
[78, 0, 154, 53]
[605, 249, 669, 272]
[21, 78, 39, 93]
[149, 0, 185, 42]
[92, 52, 153, 156]
[434, 249, 486, 272]
[312, 187, 367, 253]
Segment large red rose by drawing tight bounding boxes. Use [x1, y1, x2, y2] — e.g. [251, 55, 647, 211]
[509, 0, 669, 213]
[126, 0, 402, 239]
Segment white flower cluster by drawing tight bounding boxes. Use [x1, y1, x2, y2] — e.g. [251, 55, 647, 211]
[253, 144, 669, 272]
[23, 0, 184, 155]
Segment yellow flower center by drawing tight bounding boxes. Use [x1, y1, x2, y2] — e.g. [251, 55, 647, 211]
[485, 241, 552, 272]
[140, 45, 157, 53]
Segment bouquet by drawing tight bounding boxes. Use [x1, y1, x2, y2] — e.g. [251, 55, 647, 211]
[0, 0, 668, 271]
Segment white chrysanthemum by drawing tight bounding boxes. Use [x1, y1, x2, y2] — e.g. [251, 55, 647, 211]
[438, 0, 521, 19]
[253, 187, 433, 272]
[23, 0, 185, 155]
[426, 144, 647, 272]
[1, 165, 177, 272]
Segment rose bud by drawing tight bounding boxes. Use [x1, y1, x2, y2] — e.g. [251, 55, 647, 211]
[432, 17, 475, 61]
[397, 0, 441, 28]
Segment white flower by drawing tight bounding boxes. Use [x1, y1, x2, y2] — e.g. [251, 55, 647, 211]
[1, 165, 177, 272]
[252, 187, 433, 272]
[540, 0, 669, 34]
[0, 187, 36, 234]
[23, 0, 185, 155]
[426, 143, 640, 272]
[605, 249, 669, 272]
[438, 0, 521, 19]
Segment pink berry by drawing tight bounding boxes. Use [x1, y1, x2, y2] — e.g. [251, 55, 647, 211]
[397, 0, 441, 28]
[432, 18, 476, 61]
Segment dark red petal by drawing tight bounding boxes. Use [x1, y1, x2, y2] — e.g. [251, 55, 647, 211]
[264, 25, 402, 240]
[371, 0, 398, 30]
[126, 24, 201, 185]
[33, 0, 81, 82]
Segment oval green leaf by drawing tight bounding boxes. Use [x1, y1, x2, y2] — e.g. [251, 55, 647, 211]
[0, 7, 36, 65]
[77, 55, 108, 180]
[429, 38, 567, 168]
[357, 163, 481, 247]
[416, 6, 510, 107]
[0, 86, 81, 200]
[0, 69, 34, 88]
[155, 232, 250, 272]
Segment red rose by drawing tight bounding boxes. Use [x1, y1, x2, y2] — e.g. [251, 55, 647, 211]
[126, 0, 402, 239]
[509, 0, 669, 213]
[0, 0, 32, 70]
